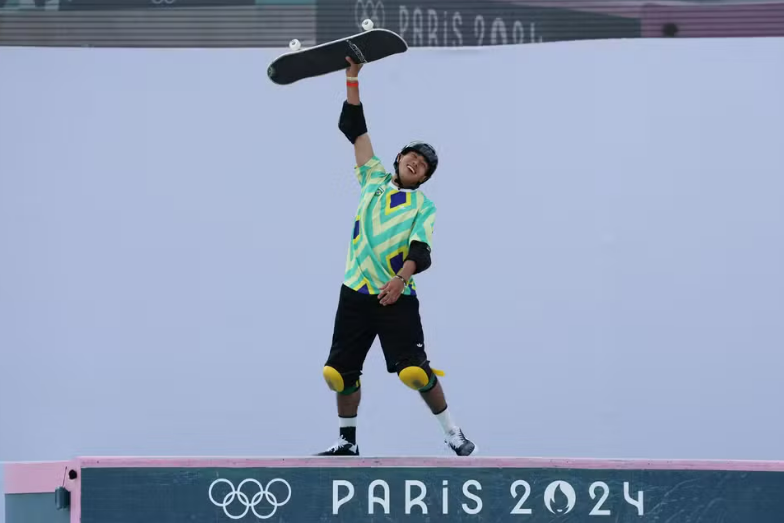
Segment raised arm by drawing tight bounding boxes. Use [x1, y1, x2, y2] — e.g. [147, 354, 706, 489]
[338, 56, 375, 167]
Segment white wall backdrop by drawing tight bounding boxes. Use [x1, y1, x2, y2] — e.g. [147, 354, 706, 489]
[1, 37, 783, 521]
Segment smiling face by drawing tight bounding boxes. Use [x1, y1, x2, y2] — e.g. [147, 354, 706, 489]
[395, 150, 431, 188]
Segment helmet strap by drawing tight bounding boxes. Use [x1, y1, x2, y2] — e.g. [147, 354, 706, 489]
[393, 170, 421, 191]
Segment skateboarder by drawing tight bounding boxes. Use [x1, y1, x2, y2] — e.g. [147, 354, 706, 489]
[317, 57, 476, 457]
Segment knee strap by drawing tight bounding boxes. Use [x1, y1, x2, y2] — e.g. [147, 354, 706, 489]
[398, 366, 445, 391]
[323, 366, 360, 395]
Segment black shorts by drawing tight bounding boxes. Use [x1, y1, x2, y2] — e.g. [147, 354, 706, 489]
[324, 284, 432, 385]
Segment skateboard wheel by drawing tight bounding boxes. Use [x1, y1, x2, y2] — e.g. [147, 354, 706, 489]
[289, 39, 302, 51]
[362, 18, 374, 31]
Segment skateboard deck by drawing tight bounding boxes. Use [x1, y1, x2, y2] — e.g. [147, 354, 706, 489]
[267, 28, 408, 85]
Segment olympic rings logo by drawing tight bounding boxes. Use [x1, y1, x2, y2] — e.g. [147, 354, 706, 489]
[208, 478, 292, 520]
[355, 0, 385, 29]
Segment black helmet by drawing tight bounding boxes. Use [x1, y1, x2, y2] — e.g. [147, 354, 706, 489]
[394, 141, 438, 179]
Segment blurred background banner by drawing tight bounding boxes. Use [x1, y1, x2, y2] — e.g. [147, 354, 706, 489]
[640, 1, 784, 37]
[1, 0, 783, 47]
[0, 1, 318, 47]
[57, 0, 258, 9]
[315, 0, 642, 46]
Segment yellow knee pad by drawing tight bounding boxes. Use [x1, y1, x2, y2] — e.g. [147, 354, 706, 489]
[323, 366, 345, 392]
[323, 366, 360, 395]
[398, 366, 445, 391]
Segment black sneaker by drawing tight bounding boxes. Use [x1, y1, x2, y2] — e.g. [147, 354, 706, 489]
[316, 436, 359, 456]
[445, 428, 476, 456]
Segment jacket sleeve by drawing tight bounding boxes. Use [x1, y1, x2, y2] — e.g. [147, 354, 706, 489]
[406, 200, 436, 273]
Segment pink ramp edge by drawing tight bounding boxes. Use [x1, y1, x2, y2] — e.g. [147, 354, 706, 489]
[4, 460, 82, 523]
[77, 455, 784, 471]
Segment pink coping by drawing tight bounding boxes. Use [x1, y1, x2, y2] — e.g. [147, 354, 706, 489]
[6, 456, 782, 523]
[8, 456, 784, 489]
[4, 461, 76, 494]
[7, 457, 784, 496]
[77, 455, 784, 471]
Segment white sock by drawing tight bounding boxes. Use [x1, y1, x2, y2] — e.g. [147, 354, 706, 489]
[435, 407, 458, 435]
[339, 415, 357, 428]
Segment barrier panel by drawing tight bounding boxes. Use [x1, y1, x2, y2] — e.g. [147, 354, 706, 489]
[5, 457, 784, 522]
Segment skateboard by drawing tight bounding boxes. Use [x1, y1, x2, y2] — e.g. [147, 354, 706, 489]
[267, 20, 408, 85]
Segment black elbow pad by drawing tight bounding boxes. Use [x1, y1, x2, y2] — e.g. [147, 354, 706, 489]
[338, 101, 368, 144]
[406, 241, 432, 274]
